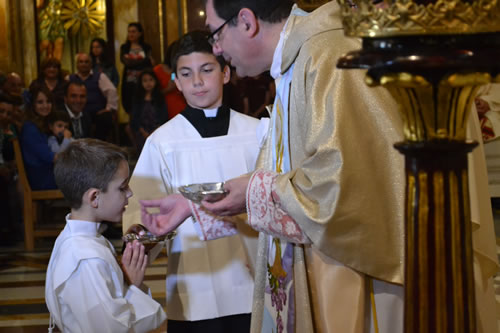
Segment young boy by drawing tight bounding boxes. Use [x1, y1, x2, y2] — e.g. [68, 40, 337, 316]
[45, 139, 166, 333]
[123, 31, 268, 332]
[47, 110, 73, 153]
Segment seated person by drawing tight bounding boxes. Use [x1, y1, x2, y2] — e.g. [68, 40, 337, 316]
[29, 58, 68, 111]
[19, 85, 57, 190]
[69, 53, 118, 141]
[63, 81, 91, 139]
[3, 72, 26, 105]
[45, 138, 166, 332]
[47, 110, 73, 154]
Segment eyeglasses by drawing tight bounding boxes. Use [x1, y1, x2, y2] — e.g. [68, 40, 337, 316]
[207, 12, 238, 46]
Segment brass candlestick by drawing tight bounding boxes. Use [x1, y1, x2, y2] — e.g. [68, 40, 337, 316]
[337, 0, 500, 332]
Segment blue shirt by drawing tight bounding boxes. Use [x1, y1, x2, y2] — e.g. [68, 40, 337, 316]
[20, 121, 56, 190]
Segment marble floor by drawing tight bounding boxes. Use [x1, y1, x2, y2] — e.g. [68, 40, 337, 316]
[0, 217, 499, 332]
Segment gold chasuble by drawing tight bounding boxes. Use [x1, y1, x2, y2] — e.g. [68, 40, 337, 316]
[184, 2, 497, 332]
[247, 3, 406, 332]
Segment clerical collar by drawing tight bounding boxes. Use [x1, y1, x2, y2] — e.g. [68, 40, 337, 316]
[203, 107, 218, 118]
[181, 105, 230, 138]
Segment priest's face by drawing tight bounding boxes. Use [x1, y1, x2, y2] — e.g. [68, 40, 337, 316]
[205, 0, 267, 78]
[174, 51, 230, 110]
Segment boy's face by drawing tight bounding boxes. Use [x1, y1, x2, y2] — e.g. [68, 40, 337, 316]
[174, 52, 229, 110]
[0, 102, 13, 125]
[96, 160, 133, 223]
[49, 120, 69, 136]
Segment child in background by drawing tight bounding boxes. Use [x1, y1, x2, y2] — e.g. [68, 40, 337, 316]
[124, 30, 269, 333]
[130, 69, 167, 152]
[45, 138, 166, 333]
[47, 110, 73, 153]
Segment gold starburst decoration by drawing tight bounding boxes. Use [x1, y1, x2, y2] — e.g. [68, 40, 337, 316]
[60, 0, 105, 36]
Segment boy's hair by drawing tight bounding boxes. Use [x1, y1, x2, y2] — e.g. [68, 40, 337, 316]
[54, 139, 128, 209]
[164, 40, 179, 69]
[47, 110, 71, 126]
[208, 0, 294, 24]
[171, 30, 226, 74]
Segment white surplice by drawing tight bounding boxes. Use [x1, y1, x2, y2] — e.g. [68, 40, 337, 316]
[123, 110, 269, 321]
[45, 216, 166, 333]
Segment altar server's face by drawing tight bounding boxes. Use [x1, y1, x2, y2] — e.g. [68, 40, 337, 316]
[174, 52, 229, 110]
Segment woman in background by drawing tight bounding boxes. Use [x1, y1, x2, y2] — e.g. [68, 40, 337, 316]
[90, 38, 120, 88]
[120, 22, 154, 114]
[28, 58, 67, 110]
[19, 86, 58, 190]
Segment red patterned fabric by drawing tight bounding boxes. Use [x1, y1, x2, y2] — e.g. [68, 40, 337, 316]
[246, 170, 310, 244]
[189, 201, 238, 240]
[479, 116, 495, 142]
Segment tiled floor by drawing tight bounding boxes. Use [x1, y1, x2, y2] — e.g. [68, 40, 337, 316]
[1, 213, 499, 332]
[0, 232, 168, 332]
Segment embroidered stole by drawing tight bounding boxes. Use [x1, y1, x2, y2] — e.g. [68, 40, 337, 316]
[262, 66, 296, 333]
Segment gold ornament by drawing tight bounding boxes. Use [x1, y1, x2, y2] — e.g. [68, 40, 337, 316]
[60, 0, 105, 36]
[338, 0, 500, 37]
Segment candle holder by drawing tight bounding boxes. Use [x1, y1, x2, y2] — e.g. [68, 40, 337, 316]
[337, 0, 500, 332]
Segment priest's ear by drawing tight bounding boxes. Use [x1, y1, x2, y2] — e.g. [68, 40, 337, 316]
[238, 8, 258, 38]
[222, 65, 230, 85]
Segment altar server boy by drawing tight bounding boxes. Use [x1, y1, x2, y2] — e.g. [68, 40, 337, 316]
[45, 139, 166, 333]
[123, 31, 268, 332]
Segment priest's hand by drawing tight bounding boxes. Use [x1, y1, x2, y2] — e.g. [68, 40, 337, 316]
[475, 97, 490, 115]
[121, 240, 147, 287]
[140, 194, 191, 236]
[202, 175, 250, 216]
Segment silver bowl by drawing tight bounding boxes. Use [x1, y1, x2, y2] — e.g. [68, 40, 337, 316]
[178, 182, 227, 203]
[122, 224, 176, 252]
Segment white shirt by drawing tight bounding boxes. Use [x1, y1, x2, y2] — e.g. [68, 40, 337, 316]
[124, 111, 269, 321]
[45, 216, 166, 332]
